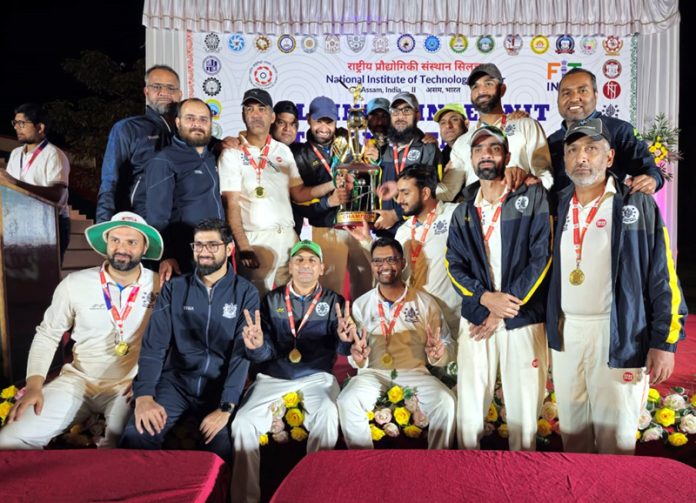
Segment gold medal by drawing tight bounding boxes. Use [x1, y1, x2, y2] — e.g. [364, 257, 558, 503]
[381, 352, 393, 367]
[288, 348, 302, 364]
[254, 186, 265, 198]
[114, 341, 130, 357]
[569, 268, 585, 286]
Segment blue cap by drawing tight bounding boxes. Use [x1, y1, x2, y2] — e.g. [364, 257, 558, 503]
[308, 96, 338, 122]
[366, 97, 390, 115]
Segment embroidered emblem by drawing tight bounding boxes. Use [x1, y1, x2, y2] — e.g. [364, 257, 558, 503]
[402, 306, 420, 324]
[223, 303, 238, 319]
[515, 196, 529, 213]
[622, 205, 640, 224]
[433, 220, 448, 235]
[316, 302, 330, 317]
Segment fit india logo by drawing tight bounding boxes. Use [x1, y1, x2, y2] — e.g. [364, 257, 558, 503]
[546, 61, 582, 91]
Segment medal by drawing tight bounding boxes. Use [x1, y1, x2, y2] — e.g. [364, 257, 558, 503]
[569, 268, 585, 286]
[100, 268, 140, 359]
[377, 288, 408, 368]
[254, 186, 265, 198]
[381, 352, 393, 367]
[241, 135, 272, 198]
[114, 341, 130, 357]
[288, 348, 302, 363]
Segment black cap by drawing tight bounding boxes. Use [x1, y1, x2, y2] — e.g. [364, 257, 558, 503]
[242, 88, 273, 108]
[274, 100, 298, 118]
[468, 63, 504, 87]
[564, 118, 611, 145]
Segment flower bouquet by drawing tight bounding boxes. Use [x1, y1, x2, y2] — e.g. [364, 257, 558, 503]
[259, 391, 309, 445]
[637, 387, 695, 447]
[367, 370, 428, 442]
[642, 113, 682, 181]
[0, 385, 23, 426]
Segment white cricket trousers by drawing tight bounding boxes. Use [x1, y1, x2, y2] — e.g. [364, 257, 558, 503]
[236, 226, 297, 295]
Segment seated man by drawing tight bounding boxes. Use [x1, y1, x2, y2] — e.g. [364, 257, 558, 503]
[0, 212, 162, 448]
[231, 240, 354, 503]
[120, 219, 259, 461]
[337, 237, 456, 449]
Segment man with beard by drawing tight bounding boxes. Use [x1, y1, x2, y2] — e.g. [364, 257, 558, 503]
[337, 237, 456, 450]
[271, 100, 300, 146]
[547, 120, 685, 454]
[547, 68, 663, 194]
[450, 64, 554, 191]
[145, 98, 224, 285]
[446, 126, 550, 451]
[120, 219, 258, 462]
[0, 212, 162, 449]
[219, 90, 342, 296]
[1, 103, 70, 261]
[291, 96, 371, 299]
[231, 240, 354, 503]
[366, 97, 391, 147]
[96, 65, 182, 222]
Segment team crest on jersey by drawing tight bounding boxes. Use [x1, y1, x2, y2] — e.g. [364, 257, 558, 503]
[141, 291, 158, 308]
[407, 149, 420, 162]
[622, 205, 640, 224]
[504, 123, 517, 136]
[222, 303, 238, 319]
[401, 306, 420, 324]
[515, 196, 529, 213]
[433, 220, 448, 235]
[316, 302, 330, 317]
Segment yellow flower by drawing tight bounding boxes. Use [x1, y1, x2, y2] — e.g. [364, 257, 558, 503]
[649, 145, 657, 153]
[537, 419, 552, 437]
[0, 385, 17, 400]
[393, 406, 411, 426]
[403, 425, 423, 438]
[550, 392, 556, 403]
[366, 410, 375, 421]
[285, 407, 304, 427]
[290, 427, 308, 442]
[486, 404, 498, 422]
[647, 388, 661, 403]
[259, 433, 269, 446]
[282, 392, 300, 408]
[654, 407, 676, 427]
[498, 424, 509, 439]
[0, 401, 13, 423]
[668, 432, 688, 447]
[370, 424, 386, 441]
[636, 431, 641, 440]
[387, 385, 404, 404]
[691, 395, 696, 408]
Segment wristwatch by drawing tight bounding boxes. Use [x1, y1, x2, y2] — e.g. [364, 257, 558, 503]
[219, 402, 234, 413]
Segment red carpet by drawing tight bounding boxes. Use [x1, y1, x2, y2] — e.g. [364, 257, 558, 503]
[661, 317, 696, 394]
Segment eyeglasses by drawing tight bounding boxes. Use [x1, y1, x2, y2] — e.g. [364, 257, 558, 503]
[190, 241, 225, 252]
[371, 256, 401, 265]
[389, 107, 415, 117]
[11, 120, 33, 129]
[147, 83, 180, 94]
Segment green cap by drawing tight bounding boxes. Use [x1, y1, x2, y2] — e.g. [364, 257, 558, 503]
[290, 240, 323, 261]
[85, 211, 163, 261]
[433, 103, 469, 125]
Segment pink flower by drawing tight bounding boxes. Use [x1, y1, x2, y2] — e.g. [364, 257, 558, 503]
[641, 426, 663, 443]
[551, 420, 561, 434]
[374, 407, 392, 425]
[412, 410, 429, 428]
[272, 431, 289, 444]
[270, 417, 285, 434]
[540, 402, 558, 422]
[383, 422, 400, 437]
[404, 397, 419, 413]
[269, 401, 286, 419]
[499, 406, 507, 423]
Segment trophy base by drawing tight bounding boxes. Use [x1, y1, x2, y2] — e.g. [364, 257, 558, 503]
[334, 211, 377, 229]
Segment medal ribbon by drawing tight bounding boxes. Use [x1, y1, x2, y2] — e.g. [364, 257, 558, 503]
[377, 287, 408, 346]
[20, 139, 49, 177]
[241, 135, 272, 187]
[570, 192, 610, 266]
[285, 284, 324, 342]
[476, 114, 507, 130]
[310, 143, 333, 177]
[99, 268, 140, 338]
[392, 142, 412, 175]
[409, 208, 438, 270]
[476, 188, 509, 243]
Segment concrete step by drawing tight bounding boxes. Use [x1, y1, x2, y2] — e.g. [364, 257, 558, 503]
[69, 208, 87, 220]
[67, 233, 90, 250]
[62, 249, 102, 269]
[70, 219, 92, 233]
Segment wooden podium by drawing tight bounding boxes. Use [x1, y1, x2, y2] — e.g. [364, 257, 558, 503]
[0, 180, 61, 385]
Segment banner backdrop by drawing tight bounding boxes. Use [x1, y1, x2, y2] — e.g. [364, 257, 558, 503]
[188, 32, 636, 143]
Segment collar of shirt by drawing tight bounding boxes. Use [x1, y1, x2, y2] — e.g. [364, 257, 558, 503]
[473, 187, 505, 209]
[100, 262, 144, 289]
[576, 176, 616, 209]
[288, 282, 321, 301]
[409, 201, 443, 228]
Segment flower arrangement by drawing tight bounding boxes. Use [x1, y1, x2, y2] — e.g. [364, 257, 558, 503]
[642, 113, 682, 181]
[637, 387, 695, 447]
[0, 385, 23, 426]
[367, 370, 428, 442]
[259, 391, 309, 445]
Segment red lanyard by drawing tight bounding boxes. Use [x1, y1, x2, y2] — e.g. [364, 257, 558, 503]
[377, 288, 408, 344]
[477, 114, 506, 130]
[20, 139, 48, 177]
[392, 142, 412, 175]
[570, 192, 608, 265]
[284, 284, 323, 341]
[476, 188, 509, 243]
[241, 135, 272, 186]
[310, 143, 333, 176]
[409, 208, 438, 269]
[99, 268, 140, 335]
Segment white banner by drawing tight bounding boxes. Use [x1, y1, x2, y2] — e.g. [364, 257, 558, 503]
[188, 32, 635, 142]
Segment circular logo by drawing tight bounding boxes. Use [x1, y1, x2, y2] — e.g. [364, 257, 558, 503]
[202, 77, 221, 96]
[254, 35, 271, 52]
[205, 99, 222, 120]
[397, 34, 416, 53]
[476, 35, 495, 53]
[316, 302, 330, 317]
[622, 372, 634, 383]
[202, 56, 221, 76]
[449, 35, 468, 53]
[603, 59, 622, 79]
[603, 80, 622, 99]
[302, 35, 317, 53]
[596, 218, 607, 228]
[407, 149, 420, 162]
[228, 34, 246, 52]
[580, 36, 597, 55]
[622, 205, 640, 224]
[504, 34, 523, 55]
[372, 36, 389, 53]
[515, 196, 529, 213]
[249, 61, 277, 89]
[346, 35, 366, 53]
[212, 122, 223, 139]
[530, 35, 550, 54]
[277, 35, 296, 53]
[324, 35, 340, 54]
[204, 33, 221, 53]
[555, 35, 575, 54]
[424, 35, 441, 53]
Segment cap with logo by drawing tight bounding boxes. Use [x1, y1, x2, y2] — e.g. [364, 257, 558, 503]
[468, 63, 504, 87]
[85, 211, 163, 261]
[242, 88, 273, 108]
[290, 240, 323, 261]
[308, 96, 338, 122]
[563, 118, 611, 145]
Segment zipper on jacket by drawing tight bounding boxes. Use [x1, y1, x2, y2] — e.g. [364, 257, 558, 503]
[130, 176, 142, 206]
[196, 282, 216, 396]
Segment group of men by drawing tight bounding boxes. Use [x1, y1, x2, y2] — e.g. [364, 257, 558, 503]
[0, 61, 686, 503]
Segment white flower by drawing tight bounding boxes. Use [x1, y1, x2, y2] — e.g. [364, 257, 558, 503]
[637, 409, 652, 430]
[270, 417, 285, 434]
[663, 394, 687, 411]
[679, 414, 696, 434]
[269, 400, 286, 419]
[374, 407, 393, 425]
[641, 426, 663, 443]
[540, 402, 558, 422]
[383, 422, 400, 437]
[272, 431, 289, 443]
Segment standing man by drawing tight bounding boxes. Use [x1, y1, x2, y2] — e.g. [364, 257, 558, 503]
[337, 237, 456, 450]
[120, 219, 259, 461]
[231, 240, 354, 503]
[366, 97, 391, 148]
[446, 126, 551, 451]
[547, 119, 686, 454]
[271, 100, 299, 146]
[0, 212, 162, 449]
[547, 68, 664, 194]
[450, 64, 554, 191]
[1, 103, 70, 261]
[219, 89, 342, 295]
[96, 65, 182, 222]
[145, 98, 224, 283]
[434, 103, 469, 201]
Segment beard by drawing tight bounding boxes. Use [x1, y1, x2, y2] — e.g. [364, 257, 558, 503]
[475, 160, 505, 181]
[402, 199, 424, 217]
[148, 100, 177, 117]
[107, 252, 141, 272]
[473, 91, 502, 114]
[181, 128, 212, 147]
[196, 256, 226, 276]
[387, 124, 419, 145]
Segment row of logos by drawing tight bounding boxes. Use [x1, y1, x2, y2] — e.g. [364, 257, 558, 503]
[203, 32, 625, 57]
